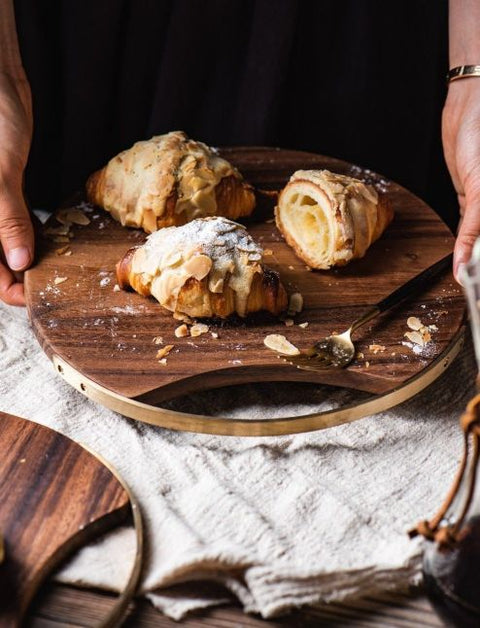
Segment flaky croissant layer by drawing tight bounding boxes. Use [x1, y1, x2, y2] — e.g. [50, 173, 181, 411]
[116, 217, 287, 319]
[275, 169, 393, 269]
[86, 131, 256, 232]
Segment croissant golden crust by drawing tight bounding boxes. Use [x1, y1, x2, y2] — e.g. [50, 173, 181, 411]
[275, 169, 393, 269]
[116, 217, 287, 319]
[86, 131, 256, 232]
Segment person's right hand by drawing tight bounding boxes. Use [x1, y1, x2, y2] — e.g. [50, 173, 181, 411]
[0, 68, 33, 306]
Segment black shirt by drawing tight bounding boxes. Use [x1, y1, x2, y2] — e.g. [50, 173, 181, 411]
[14, 0, 456, 228]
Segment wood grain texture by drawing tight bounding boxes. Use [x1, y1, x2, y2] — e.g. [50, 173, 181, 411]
[0, 413, 129, 627]
[27, 583, 444, 628]
[24, 148, 464, 403]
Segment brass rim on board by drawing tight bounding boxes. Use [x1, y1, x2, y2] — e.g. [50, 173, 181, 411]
[52, 327, 465, 437]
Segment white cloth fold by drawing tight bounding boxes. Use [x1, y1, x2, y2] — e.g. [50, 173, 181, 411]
[0, 302, 472, 619]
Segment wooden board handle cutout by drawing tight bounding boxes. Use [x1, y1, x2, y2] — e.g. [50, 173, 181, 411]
[52, 330, 464, 437]
[0, 412, 144, 627]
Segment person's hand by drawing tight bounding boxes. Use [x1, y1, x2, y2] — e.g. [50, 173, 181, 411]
[443, 79, 480, 282]
[0, 69, 33, 305]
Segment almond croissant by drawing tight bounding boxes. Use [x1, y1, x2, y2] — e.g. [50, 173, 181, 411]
[86, 131, 256, 232]
[275, 169, 393, 269]
[116, 217, 287, 319]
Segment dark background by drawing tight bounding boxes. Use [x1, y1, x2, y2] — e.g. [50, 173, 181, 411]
[14, 0, 458, 230]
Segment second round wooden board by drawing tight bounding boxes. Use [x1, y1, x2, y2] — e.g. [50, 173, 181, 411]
[25, 147, 464, 407]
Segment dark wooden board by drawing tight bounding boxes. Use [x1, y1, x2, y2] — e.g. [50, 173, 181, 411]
[25, 148, 464, 403]
[0, 412, 129, 627]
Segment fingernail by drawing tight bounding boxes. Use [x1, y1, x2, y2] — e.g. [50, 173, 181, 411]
[454, 261, 466, 286]
[7, 246, 31, 271]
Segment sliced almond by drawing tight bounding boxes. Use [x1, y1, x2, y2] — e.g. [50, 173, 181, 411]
[45, 225, 71, 236]
[263, 334, 300, 356]
[404, 331, 425, 346]
[407, 316, 423, 331]
[190, 323, 209, 337]
[54, 276, 68, 285]
[183, 254, 212, 280]
[174, 324, 189, 338]
[156, 344, 174, 359]
[55, 245, 71, 256]
[56, 207, 91, 226]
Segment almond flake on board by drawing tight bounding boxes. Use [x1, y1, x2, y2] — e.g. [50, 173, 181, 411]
[190, 323, 209, 337]
[263, 334, 300, 356]
[407, 316, 423, 331]
[156, 344, 174, 359]
[174, 324, 189, 338]
[404, 331, 425, 347]
[55, 245, 71, 256]
[54, 276, 68, 285]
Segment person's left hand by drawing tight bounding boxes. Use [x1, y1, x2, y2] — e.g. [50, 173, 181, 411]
[443, 78, 480, 282]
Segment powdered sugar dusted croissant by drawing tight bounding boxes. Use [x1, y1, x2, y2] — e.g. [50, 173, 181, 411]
[116, 217, 287, 319]
[86, 131, 256, 233]
[275, 169, 393, 269]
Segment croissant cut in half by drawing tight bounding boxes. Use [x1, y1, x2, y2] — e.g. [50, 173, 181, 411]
[275, 169, 393, 269]
[116, 217, 288, 319]
[86, 131, 256, 233]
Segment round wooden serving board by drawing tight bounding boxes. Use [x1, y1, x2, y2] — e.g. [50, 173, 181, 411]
[25, 148, 464, 409]
[0, 412, 129, 627]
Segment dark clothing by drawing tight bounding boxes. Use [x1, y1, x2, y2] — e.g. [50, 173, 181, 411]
[14, 0, 457, 229]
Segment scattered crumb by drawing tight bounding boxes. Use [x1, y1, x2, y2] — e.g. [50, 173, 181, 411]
[263, 334, 300, 356]
[288, 265, 295, 270]
[64, 250, 72, 256]
[190, 323, 209, 337]
[356, 352, 364, 359]
[264, 249, 273, 256]
[99, 277, 111, 287]
[365, 361, 370, 368]
[287, 292, 303, 317]
[369, 344, 386, 354]
[54, 276, 68, 285]
[113, 284, 121, 292]
[305, 265, 312, 271]
[19, 458, 26, 464]
[158, 358, 167, 366]
[298, 322, 309, 329]
[391, 352, 396, 356]
[52, 236, 70, 243]
[152, 336, 163, 345]
[156, 344, 174, 359]
[284, 318, 294, 327]
[174, 324, 189, 338]
[211, 331, 219, 339]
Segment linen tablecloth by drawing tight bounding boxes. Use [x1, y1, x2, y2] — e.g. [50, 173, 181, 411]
[0, 302, 472, 619]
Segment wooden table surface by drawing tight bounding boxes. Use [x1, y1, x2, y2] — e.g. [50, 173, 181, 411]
[27, 583, 444, 627]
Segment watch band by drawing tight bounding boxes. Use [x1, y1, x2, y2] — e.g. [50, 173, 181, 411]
[447, 65, 480, 84]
